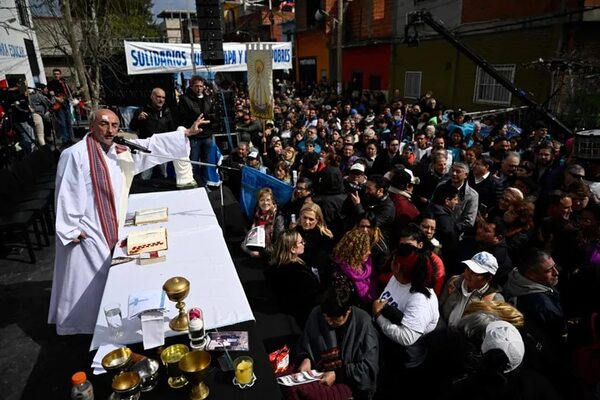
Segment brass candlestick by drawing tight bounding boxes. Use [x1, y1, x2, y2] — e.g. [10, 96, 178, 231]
[179, 351, 211, 400]
[163, 276, 190, 331]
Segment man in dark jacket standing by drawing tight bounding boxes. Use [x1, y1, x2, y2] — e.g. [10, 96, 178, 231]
[503, 249, 566, 351]
[177, 76, 215, 182]
[130, 88, 175, 180]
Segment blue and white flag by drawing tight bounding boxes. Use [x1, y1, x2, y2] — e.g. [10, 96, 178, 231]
[241, 167, 293, 217]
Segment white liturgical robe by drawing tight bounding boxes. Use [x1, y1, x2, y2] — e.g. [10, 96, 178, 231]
[48, 131, 190, 335]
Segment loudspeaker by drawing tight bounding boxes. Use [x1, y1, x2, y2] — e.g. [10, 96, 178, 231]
[196, 0, 225, 65]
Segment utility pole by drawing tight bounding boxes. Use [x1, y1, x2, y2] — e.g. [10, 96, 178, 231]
[187, 11, 197, 74]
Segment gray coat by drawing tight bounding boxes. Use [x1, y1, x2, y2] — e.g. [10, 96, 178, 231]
[297, 306, 379, 398]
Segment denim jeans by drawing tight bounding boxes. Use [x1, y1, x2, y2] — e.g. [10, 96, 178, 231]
[189, 136, 213, 184]
[56, 103, 73, 142]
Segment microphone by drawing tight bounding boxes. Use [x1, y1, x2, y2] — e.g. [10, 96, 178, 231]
[112, 136, 152, 153]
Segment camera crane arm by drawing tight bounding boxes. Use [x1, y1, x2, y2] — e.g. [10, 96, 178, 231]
[405, 10, 572, 136]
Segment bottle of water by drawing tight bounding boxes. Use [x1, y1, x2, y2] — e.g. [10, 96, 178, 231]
[291, 214, 296, 224]
[71, 371, 94, 400]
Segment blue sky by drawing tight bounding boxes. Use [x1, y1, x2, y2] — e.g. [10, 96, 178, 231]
[152, 0, 196, 16]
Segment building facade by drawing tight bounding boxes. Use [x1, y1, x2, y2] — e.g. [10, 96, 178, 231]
[0, 0, 46, 87]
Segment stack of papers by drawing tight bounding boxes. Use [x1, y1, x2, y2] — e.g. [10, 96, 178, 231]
[91, 344, 120, 375]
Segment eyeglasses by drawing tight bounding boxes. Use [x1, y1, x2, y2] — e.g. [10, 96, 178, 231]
[358, 224, 372, 229]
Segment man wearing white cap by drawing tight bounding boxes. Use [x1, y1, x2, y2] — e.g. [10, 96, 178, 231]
[439, 251, 504, 327]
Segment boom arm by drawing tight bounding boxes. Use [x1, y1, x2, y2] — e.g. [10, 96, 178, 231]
[405, 10, 572, 136]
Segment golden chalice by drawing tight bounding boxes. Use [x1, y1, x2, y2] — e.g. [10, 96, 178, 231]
[163, 276, 190, 331]
[160, 343, 189, 389]
[111, 371, 141, 399]
[102, 347, 133, 377]
[179, 350, 212, 400]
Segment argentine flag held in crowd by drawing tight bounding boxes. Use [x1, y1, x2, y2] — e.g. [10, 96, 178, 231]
[241, 167, 293, 218]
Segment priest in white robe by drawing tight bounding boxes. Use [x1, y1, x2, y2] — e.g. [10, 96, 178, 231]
[48, 109, 209, 335]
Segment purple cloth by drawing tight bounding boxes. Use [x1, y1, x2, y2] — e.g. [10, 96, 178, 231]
[336, 257, 378, 303]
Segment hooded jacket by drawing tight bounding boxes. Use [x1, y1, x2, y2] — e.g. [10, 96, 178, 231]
[503, 269, 565, 343]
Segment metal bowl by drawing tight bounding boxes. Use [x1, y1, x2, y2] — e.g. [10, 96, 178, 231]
[131, 358, 160, 392]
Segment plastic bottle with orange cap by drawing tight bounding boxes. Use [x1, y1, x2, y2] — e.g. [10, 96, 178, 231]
[71, 371, 94, 400]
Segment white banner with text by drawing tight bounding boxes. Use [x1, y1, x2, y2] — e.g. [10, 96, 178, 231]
[124, 41, 292, 75]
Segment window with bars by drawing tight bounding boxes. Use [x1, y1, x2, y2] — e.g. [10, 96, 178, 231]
[16, 0, 31, 28]
[404, 71, 421, 99]
[473, 64, 516, 106]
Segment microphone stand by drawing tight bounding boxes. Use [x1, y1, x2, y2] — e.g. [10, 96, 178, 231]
[135, 152, 240, 237]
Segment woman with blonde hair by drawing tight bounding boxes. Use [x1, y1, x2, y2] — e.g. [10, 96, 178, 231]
[296, 203, 335, 284]
[463, 300, 524, 328]
[356, 216, 390, 275]
[333, 229, 378, 304]
[269, 230, 320, 327]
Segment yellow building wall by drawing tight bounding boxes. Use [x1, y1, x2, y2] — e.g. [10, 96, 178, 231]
[295, 31, 330, 81]
[391, 26, 558, 111]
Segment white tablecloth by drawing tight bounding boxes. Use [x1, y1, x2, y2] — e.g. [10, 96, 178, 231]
[90, 188, 254, 351]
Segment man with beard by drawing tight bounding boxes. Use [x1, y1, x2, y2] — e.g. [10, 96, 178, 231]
[346, 174, 395, 241]
[533, 141, 556, 186]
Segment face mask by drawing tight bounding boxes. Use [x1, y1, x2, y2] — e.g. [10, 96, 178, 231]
[394, 115, 402, 121]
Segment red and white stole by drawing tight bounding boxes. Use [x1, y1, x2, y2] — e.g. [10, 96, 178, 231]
[86, 135, 119, 249]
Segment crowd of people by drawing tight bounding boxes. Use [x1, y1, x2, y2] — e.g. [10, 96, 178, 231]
[0, 69, 88, 158]
[222, 80, 599, 399]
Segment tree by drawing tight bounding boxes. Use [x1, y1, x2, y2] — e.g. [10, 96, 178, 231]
[32, 0, 159, 110]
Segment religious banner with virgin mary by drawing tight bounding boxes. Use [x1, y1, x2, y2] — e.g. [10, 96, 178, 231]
[247, 43, 274, 120]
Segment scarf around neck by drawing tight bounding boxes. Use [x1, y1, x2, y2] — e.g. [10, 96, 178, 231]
[87, 135, 119, 249]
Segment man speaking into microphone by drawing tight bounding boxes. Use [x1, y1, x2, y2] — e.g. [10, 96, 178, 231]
[48, 109, 209, 335]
